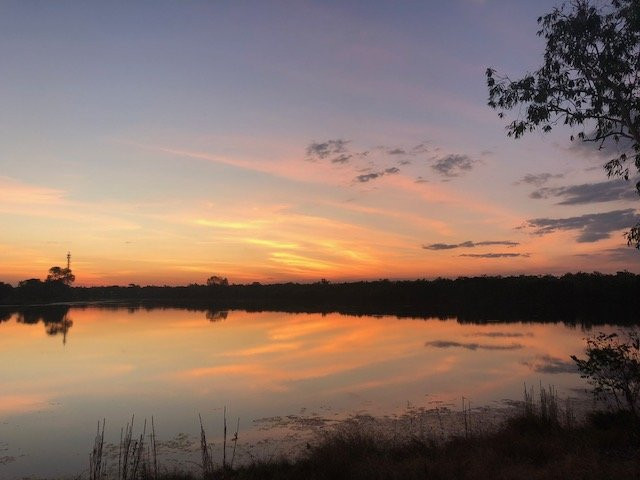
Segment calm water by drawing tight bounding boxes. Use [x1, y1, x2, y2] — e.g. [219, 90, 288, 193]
[0, 306, 601, 478]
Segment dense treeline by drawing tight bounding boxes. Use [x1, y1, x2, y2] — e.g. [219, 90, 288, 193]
[1, 272, 639, 325]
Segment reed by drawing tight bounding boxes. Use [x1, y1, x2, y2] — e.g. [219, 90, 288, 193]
[89, 419, 105, 480]
[198, 414, 214, 479]
[81, 401, 638, 480]
[230, 417, 240, 470]
[118, 416, 147, 480]
[223, 406, 227, 470]
[151, 416, 158, 480]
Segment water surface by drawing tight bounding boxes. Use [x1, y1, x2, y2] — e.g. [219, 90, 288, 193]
[0, 306, 598, 478]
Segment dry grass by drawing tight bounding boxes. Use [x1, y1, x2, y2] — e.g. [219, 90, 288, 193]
[81, 391, 640, 480]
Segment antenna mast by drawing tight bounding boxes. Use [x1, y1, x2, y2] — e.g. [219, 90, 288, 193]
[67, 251, 71, 270]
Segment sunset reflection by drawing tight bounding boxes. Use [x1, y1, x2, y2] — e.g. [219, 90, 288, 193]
[0, 307, 591, 417]
[0, 306, 601, 478]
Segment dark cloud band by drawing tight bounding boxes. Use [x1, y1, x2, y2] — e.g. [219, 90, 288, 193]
[529, 178, 639, 205]
[526, 208, 638, 243]
[459, 253, 529, 258]
[423, 240, 519, 250]
[425, 340, 523, 351]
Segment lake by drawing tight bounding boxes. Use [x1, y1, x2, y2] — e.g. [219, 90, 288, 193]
[0, 305, 604, 479]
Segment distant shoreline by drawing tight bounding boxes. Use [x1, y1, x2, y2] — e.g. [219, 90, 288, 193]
[2, 272, 640, 325]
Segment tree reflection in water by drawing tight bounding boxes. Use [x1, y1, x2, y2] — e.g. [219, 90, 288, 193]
[12, 305, 73, 345]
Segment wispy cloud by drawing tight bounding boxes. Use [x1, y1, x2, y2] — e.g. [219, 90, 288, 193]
[431, 154, 477, 178]
[387, 148, 406, 155]
[425, 340, 523, 350]
[423, 240, 519, 250]
[526, 209, 638, 243]
[305, 139, 407, 184]
[331, 154, 352, 164]
[355, 173, 382, 183]
[468, 331, 533, 338]
[459, 253, 529, 258]
[303, 139, 489, 187]
[573, 246, 640, 264]
[306, 139, 350, 160]
[529, 179, 639, 205]
[0, 176, 66, 205]
[522, 355, 578, 374]
[354, 167, 400, 183]
[515, 172, 564, 187]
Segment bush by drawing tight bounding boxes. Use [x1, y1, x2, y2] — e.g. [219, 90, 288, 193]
[571, 330, 640, 419]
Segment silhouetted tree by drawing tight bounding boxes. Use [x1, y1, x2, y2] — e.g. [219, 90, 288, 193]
[487, 0, 640, 247]
[16, 277, 71, 303]
[19, 278, 42, 288]
[46, 266, 75, 285]
[571, 330, 640, 419]
[0, 282, 12, 303]
[206, 275, 229, 286]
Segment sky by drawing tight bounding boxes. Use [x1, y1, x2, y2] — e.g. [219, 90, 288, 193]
[1, 0, 639, 286]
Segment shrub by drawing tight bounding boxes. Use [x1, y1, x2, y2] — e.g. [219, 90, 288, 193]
[571, 330, 640, 418]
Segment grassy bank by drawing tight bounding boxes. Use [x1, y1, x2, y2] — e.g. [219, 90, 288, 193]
[82, 391, 640, 480]
[224, 411, 638, 480]
[159, 412, 638, 480]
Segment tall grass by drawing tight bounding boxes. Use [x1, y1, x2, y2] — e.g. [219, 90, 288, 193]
[88, 409, 240, 480]
[89, 419, 105, 480]
[522, 382, 570, 427]
[118, 416, 147, 480]
[83, 391, 640, 480]
[198, 414, 214, 479]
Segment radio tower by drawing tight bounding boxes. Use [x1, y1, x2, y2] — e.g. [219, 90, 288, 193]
[67, 251, 71, 270]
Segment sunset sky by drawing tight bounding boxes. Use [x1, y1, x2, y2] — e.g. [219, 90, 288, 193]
[2, 0, 639, 286]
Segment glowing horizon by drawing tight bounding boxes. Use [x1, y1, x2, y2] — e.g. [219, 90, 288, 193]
[1, 1, 639, 286]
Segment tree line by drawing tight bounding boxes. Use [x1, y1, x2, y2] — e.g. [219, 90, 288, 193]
[1, 271, 640, 325]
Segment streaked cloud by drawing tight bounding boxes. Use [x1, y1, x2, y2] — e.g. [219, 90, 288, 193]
[515, 172, 564, 187]
[530, 179, 639, 205]
[355, 172, 382, 183]
[423, 240, 519, 250]
[573, 247, 640, 263]
[331, 154, 352, 164]
[0, 176, 66, 205]
[459, 253, 529, 258]
[468, 332, 533, 338]
[526, 209, 638, 242]
[354, 167, 400, 183]
[425, 340, 523, 351]
[522, 355, 578, 374]
[195, 219, 266, 230]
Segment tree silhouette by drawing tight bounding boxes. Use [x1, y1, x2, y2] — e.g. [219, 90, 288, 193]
[206, 275, 229, 286]
[486, 0, 640, 247]
[0, 282, 12, 303]
[46, 266, 75, 285]
[571, 330, 640, 418]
